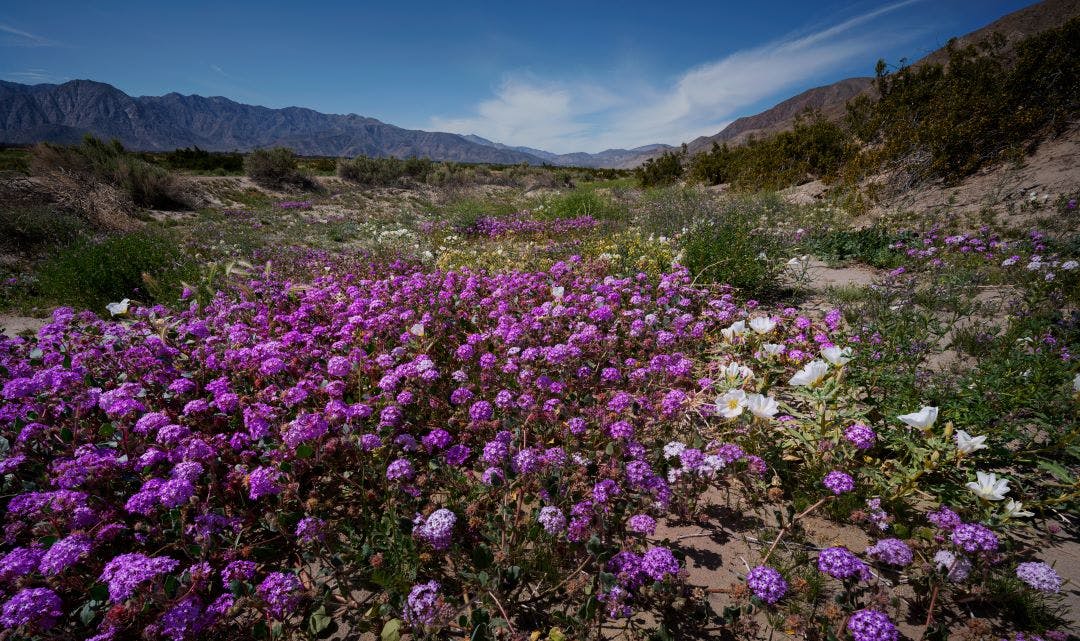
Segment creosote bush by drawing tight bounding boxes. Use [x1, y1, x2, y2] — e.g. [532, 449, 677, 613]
[29, 136, 194, 210]
[243, 147, 314, 190]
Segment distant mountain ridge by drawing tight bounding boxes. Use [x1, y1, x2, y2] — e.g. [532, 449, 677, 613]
[0, 80, 552, 165]
[683, 77, 874, 155]
[461, 135, 673, 169]
[0, 79, 670, 169]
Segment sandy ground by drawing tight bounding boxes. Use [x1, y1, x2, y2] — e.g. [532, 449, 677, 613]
[869, 125, 1080, 225]
[0, 315, 45, 338]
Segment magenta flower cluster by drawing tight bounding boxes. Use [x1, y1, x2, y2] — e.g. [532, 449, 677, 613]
[0, 256, 860, 636]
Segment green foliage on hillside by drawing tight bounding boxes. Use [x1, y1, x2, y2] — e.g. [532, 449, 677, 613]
[849, 17, 1080, 183]
[688, 114, 857, 191]
[666, 17, 1080, 192]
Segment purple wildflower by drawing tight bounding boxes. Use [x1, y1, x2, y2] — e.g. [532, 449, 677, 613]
[746, 565, 787, 604]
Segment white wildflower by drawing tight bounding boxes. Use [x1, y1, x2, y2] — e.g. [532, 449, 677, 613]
[716, 389, 747, 418]
[966, 471, 1010, 501]
[954, 430, 988, 454]
[788, 360, 829, 386]
[898, 406, 938, 430]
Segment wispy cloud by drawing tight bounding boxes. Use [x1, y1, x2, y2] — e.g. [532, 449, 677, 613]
[0, 22, 60, 47]
[2, 68, 65, 83]
[432, 0, 924, 153]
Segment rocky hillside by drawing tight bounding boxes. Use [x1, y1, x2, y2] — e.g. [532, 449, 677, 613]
[649, 0, 1080, 164]
[0, 80, 548, 165]
[683, 77, 873, 155]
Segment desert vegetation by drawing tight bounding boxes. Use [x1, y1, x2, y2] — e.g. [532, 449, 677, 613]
[0, 11, 1078, 641]
[641, 17, 1080, 194]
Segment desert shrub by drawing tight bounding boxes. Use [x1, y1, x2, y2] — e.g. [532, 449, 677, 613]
[157, 147, 244, 174]
[244, 147, 313, 190]
[678, 196, 786, 294]
[637, 186, 718, 237]
[0, 206, 81, 253]
[34, 230, 196, 310]
[30, 136, 194, 210]
[688, 113, 857, 191]
[537, 187, 622, 221]
[848, 17, 1080, 183]
[804, 227, 907, 268]
[635, 149, 684, 187]
[0, 146, 30, 173]
[337, 156, 437, 187]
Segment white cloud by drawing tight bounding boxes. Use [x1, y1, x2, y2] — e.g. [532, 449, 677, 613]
[0, 22, 60, 47]
[431, 0, 923, 153]
[2, 68, 64, 83]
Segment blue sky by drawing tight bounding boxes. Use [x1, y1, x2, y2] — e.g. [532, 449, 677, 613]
[3, 0, 1034, 153]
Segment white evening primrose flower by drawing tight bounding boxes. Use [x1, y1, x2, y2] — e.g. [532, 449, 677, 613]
[749, 316, 776, 334]
[762, 343, 785, 356]
[551, 285, 565, 300]
[898, 406, 939, 430]
[409, 323, 425, 337]
[966, 471, 1010, 501]
[788, 360, 829, 387]
[821, 346, 852, 366]
[721, 320, 748, 342]
[1002, 500, 1034, 519]
[721, 362, 754, 381]
[106, 299, 131, 316]
[746, 393, 779, 419]
[955, 430, 988, 454]
[716, 389, 747, 418]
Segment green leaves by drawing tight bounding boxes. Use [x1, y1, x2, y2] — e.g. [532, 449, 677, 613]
[380, 618, 403, 641]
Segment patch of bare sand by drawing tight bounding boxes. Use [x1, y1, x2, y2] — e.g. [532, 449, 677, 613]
[803, 258, 879, 291]
[0, 315, 46, 338]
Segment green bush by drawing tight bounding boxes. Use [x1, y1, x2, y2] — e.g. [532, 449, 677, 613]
[244, 147, 314, 190]
[0, 206, 81, 252]
[30, 136, 193, 210]
[804, 227, 907, 268]
[156, 147, 244, 174]
[538, 188, 622, 221]
[677, 195, 786, 295]
[337, 155, 435, 186]
[635, 150, 684, 187]
[35, 230, 196, 311]
[688, 112, 857, 190]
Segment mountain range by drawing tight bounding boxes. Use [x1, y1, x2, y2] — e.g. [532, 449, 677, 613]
[0, 0, 1074, 169]
[0, 80, 672, 168]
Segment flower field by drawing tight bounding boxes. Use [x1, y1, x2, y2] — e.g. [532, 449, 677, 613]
[0, 183, 1078, 640]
